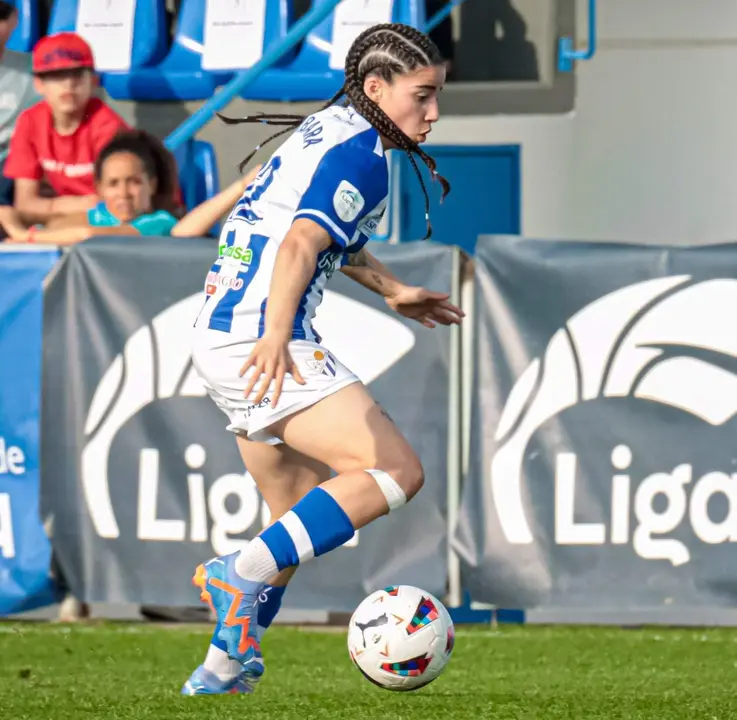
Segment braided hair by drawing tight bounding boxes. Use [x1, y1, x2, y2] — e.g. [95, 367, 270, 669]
[218, 23, 449, 239]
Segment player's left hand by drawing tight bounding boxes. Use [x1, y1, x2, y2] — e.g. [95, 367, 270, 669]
[386, 285, 465, 328]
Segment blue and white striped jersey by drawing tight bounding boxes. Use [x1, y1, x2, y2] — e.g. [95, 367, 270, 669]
[194, 104, 389, 342]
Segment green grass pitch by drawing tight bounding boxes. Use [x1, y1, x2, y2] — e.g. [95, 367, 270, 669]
[0, 623, 735, 719]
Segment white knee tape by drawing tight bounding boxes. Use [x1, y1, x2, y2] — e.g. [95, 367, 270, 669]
[366, 469, 407, 511]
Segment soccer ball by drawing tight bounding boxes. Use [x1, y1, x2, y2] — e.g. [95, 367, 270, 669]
[347, 585, 455, 691]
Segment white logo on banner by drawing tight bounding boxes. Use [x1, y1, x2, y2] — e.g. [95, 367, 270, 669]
[0, 438, 25, 559]
[202, 0, 267, 71]
[81, 291, 414, 546]
[491, 276, 737, 565]
[0, 494, 14, 559]
[76, 0, 136, 71]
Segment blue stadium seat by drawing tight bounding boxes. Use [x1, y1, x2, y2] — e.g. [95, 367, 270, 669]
[242, 0, 426, 102]
[173, 139, 220, 215]
[7, 0, 39, 53]
[48, 0, 168, 82]
[105, 0, 294, 102]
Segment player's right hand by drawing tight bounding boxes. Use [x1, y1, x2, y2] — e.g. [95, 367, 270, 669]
[238, 336, 306, 408]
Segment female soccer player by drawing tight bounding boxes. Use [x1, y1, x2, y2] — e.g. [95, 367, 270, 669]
[182, 22, 463, 696]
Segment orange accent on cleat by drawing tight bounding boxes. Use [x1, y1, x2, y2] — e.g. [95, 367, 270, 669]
[192, 564, 214, 613]
[208, 576, 260, 656]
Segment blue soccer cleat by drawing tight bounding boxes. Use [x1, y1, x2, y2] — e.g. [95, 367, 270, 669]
[180, 663, 262, 696]
[192, 553, 265, 669]
[180, 665, 245, 695]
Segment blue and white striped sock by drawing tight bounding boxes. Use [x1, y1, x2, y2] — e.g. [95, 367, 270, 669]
[234, 487, 355, 581]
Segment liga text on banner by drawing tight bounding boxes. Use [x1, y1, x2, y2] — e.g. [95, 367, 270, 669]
[454, 236, 737, 618]
[41, 237, 454, 609]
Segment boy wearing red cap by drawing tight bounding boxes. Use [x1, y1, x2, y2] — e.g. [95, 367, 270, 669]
[4, 31, 129, 224]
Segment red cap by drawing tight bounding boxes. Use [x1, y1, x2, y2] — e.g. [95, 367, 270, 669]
[33, 32, 95, 74]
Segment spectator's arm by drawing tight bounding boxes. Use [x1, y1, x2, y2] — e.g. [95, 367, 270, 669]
[37, 224, 141, 245]
[13, 179, 97, 224]
[0, 205, 28, 238]
[10, 224, 140, 245]
[0, 205, 140, 245]
[44, 212, 91, 229]
[13, 223, 92, 245]
[171, 164, 262, 237]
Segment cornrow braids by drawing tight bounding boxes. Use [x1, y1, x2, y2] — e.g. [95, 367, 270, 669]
[343, 24, 449, 239]
[220, 22, 449, 238]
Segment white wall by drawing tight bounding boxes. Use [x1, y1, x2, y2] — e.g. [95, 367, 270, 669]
[432, 0, 737, 244]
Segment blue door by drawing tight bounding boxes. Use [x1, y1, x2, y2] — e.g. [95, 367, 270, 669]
[396, 144, 521, 254]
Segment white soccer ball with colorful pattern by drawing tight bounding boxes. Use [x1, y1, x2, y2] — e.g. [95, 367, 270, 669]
[347, 585, 455, 691]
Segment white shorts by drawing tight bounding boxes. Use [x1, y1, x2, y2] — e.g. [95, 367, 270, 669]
[191, 328, 360, 444]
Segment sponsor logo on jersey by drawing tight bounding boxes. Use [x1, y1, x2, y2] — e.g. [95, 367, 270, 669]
[306, 349, 336, 376]
[205, 271, 244, 295]
[334, 180, 365, 222]
[218, 245, 253, 264]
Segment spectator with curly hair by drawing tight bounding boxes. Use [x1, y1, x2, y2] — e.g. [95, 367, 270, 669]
[0, 129, 260, 243]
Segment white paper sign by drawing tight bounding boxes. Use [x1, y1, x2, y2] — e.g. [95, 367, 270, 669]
[76, 0, 136, 72]
[202, 0, 267, 71]
[329, 0, 393, 70]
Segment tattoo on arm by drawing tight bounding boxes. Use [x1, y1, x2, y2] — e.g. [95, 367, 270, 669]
[347, 248, 368, 267]
[347, 249, 382, 285]
[342, 247, 393, 295]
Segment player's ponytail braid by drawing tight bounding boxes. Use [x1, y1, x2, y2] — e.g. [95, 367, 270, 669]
[220, 22, 449, 239]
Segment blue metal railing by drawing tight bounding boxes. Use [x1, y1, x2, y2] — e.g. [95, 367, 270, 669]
[425, 0, 464, 34]
[164, 0, 341, 206]
[164, 0, 341, 151]
[164, 0, 341, 209]
[558, 0, 596, 72]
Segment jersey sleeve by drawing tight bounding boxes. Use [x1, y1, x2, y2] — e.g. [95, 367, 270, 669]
[3, 109, 42, 180]
[294, 140, 388, 249]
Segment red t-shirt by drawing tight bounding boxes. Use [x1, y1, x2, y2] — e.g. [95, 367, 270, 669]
[4, 97, 129, 196]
